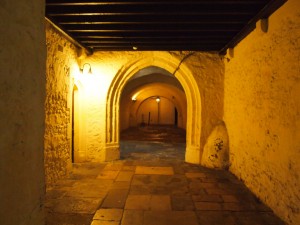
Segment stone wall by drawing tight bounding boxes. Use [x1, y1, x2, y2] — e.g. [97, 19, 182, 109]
[0, 0, 46, 224]
[224, 0, 300, 224]
[44, 20, 79, 189]
[79, 51, 224, 162]
[176, 52, 225, 151]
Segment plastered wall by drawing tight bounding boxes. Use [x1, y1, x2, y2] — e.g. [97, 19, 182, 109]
[224, 0, 300, 224]
[120, 82, 187, 130]
[44, 24, 224, 184]
[44, 20, 79, 189]
[0, 0, 46, 224]
[79, 51, 224, 162]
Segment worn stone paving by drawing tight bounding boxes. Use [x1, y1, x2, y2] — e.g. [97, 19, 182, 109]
[45, 126, 285, 225]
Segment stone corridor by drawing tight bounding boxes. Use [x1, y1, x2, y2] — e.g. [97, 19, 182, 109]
[45, 126, 285, 225]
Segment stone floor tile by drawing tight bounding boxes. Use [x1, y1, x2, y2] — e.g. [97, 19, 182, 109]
[125, 195, 151, 210]
[196, 211, 237, 225]
[170, 185, 190, 195]
[260, 212, 286, 225]
[192, 194, 223, 203]
[71, 163, 106, 179]
[135, 166, 174, 175]
[200, 182, 218, 188]
[171, 195, 195, 211]
[110, 181, 131, 190]
[150, 186, 172, 195]
[121, 210, 144, 225]
[45, 189, 66, 200]
[129, 185, 152, 195]
[185, 172, 207, 179]
[116, 171, 134, 182]
[52, 197, 102, 214]
[206, 187, 234, 195]
[97, 171, 120, 180]
[195, 202, 222, 211]
[255, 202, 273, 212]
[122, 165, 136, 171]
[131, 175, 152, 186]
[222, 195, 240, 203]
[229, 201, 257, 211]
[45, 138, 286, 225]
[123, 161, 135, 166]
[188, 187, 207, 195]
[93, 208, 123, 221]
[66, 180, 112, 198]
[91, 221, 119, 225]
[144, 211, 199, 225]
[233, 212, 267, 225]
[103, 162, 124, 171]
[45, 212, 93, 225]
[200, 177, 219, 183]
[222, 202, 247, 211]
[101, 189, 129, 208]
[150, 195, 171, 211]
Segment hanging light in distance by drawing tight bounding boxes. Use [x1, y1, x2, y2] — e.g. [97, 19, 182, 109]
[156, 96, 160, 103]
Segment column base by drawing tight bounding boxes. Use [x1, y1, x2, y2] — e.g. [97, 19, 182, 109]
[185, 145, 201, 164]
[104, 143, 120, 161]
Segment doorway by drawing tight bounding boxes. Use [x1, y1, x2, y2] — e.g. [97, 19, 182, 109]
[72, 85, 79, 163]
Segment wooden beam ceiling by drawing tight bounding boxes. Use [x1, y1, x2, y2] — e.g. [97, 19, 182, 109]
[45, 0, 287, 53]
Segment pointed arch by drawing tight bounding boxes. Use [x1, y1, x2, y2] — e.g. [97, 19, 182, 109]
[105, 52, 202, 164]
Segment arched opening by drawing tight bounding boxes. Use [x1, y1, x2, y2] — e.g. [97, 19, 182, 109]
[136, 96, 177, 126]
[105, 52, 202, 164]
[119, 72, 187, 145]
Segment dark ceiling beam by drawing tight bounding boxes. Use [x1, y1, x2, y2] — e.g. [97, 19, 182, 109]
[79, 37, 231, 42]
[81, 40, 226, 44]
[45, 0, 285, 52]
[71, 30, 238, 37]
[47, 12, 257, 17]
[48, 14, 254, 23]
[46, 4, 264, 15]
[61, 23, 244, 31]
[46, 0, 267, 5]
[59, 21, 245, 25]
[91, 46, 221, 51]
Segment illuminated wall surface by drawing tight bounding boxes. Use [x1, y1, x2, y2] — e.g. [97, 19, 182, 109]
[0, 0, 46, 224]
[224, 1, 300, 224]
[43, 1, 300, 224]
[1, 0, 298, 225]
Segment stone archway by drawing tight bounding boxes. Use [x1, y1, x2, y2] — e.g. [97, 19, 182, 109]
[105, 52, 202, 164]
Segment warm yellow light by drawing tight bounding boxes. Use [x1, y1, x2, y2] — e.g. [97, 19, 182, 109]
[80, 63, 92, 75]
[156, 97, 160, 103]
[131, 96, 137, 102]
[131, 92, 140, 102]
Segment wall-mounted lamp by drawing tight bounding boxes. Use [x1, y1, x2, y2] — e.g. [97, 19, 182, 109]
[156, 96, 160, 103]
[131, 96, 137, 102]
[80, 63, 92, 75]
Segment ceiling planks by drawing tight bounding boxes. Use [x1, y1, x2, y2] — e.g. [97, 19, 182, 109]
[45, 0, 287, 53]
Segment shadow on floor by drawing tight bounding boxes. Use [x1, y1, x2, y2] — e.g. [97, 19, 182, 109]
[45, 126, 285, 225]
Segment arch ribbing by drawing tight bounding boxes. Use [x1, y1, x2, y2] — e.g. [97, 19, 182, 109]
[105, 52, 202, 164]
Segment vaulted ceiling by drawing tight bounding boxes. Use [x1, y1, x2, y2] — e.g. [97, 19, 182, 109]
[45, 0, 287, 54]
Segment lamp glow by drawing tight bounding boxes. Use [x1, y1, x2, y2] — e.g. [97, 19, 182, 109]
[80, 63, 92, 75]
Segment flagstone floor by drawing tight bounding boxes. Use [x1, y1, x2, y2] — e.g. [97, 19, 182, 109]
[45, 126, 285, 225]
